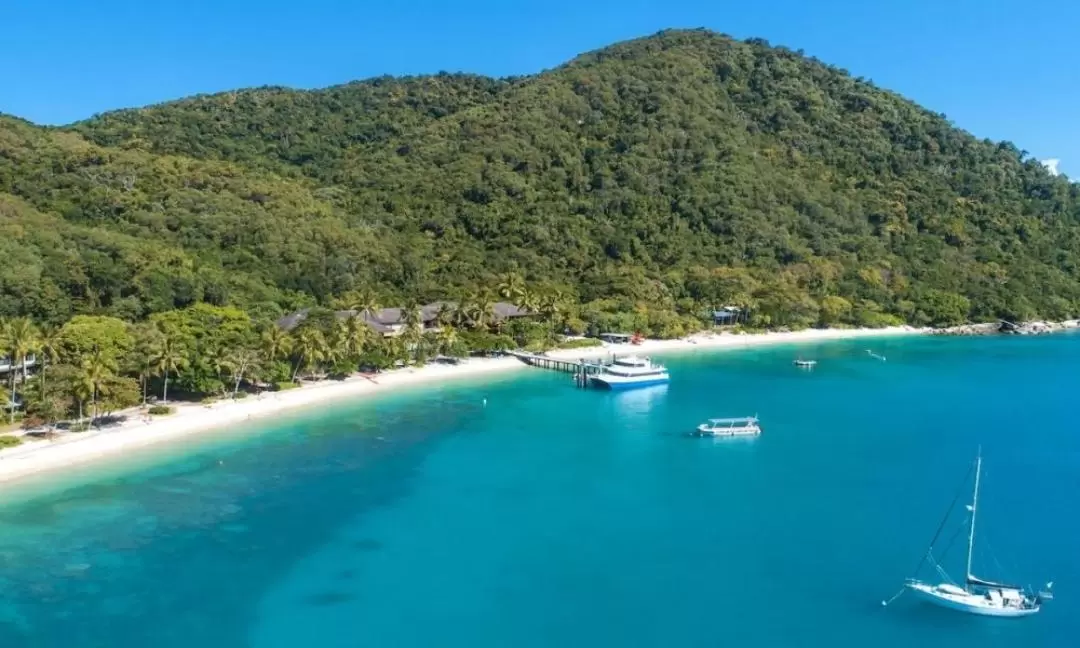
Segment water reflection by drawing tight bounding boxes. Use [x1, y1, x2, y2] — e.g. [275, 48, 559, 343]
[611, 384, 669, 416]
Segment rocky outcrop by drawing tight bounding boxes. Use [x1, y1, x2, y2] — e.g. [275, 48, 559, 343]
[1000, 320, 1080, 335]
[934, 320, 1080, 336]
[932, 322, 1000, 336]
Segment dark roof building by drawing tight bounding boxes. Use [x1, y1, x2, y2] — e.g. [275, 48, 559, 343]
[492, 302, 529, 319]
[275, 301, 529, 335]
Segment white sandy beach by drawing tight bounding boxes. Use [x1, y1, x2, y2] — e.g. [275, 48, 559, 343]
[0, 326, 922, 485]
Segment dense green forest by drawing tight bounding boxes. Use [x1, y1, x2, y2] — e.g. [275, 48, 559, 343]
[3, 28, 1080, 332]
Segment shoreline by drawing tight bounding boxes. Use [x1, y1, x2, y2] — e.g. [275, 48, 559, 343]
[0, 326, 922, 486]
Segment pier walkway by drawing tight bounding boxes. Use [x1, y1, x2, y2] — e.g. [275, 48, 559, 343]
[507, 351, 612, 387]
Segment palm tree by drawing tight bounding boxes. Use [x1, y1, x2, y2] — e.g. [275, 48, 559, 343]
[401, 300, 424, 337]
[434, 303, 457, 328]
[211, 345, 234, 397]
[343, 315, 374, 359]
[327, 320, 356, 370]
[497, 272, 527, 304]
[340, 289, 382, 321]
[71, 372, 93, 425]
[436, 325, 460, 356]
[383, 334, 407, 366]
[518, 286, 540, 314]
[450, 300, 471, 329]
[4, 318, 39, 424]
[261, 325, 293, 366]
[0, 318, 10, 420]
[79, 350, 116, 426]
[395, 300, 424, 362]
[132, 324, 163, 406]
[324, 319, 348, 366]
[37, 324, 61, 401]
[0, 383, 9, 423]
[291, 328, 327, 381]
[464, 291, 496, 331]
[539, 290, 566, 328]
[151, 334, 188, 404]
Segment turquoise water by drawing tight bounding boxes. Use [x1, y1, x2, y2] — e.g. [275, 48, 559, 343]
[0, 335, 1077, 647]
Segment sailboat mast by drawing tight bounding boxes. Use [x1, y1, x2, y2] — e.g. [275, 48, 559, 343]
[966, 450, 982, 585]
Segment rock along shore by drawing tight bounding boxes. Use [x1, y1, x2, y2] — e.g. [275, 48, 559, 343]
[932, 319, 1080, 336]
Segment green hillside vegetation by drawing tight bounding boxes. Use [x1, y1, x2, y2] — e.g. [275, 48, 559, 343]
[2, 28, 1079, 337]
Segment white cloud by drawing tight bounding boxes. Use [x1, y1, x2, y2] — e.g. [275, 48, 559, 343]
[1041, 159, 1061, 176]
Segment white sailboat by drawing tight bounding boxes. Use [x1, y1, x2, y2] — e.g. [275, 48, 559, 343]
[900, 451, 1052, 617]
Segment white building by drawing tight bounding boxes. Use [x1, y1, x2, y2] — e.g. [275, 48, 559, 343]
[0, 354, 36, 375]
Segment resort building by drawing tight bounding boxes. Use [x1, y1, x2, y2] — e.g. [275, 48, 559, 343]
[276, 301, 530, 336]
[0, 355, 36, 375]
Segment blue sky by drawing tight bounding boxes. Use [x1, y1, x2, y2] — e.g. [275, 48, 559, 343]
[3, 0, 1076, 174]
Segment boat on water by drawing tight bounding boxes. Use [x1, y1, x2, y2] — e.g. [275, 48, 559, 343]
[793, 359, 817, 369]
[693, 416, 760, 437]
[897, 450, 1052, 617]
[589, 356, 669, 390]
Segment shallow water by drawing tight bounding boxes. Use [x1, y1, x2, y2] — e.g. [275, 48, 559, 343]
[0, 335, 1076, 647]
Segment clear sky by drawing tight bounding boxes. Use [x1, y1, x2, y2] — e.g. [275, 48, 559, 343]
[3, 0, 1076, 174]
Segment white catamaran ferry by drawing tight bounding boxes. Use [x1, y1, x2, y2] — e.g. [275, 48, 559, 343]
[895, 450, 1052, 617]
[589, 356, 669, 390]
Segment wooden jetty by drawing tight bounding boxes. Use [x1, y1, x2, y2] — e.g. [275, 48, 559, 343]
[508, 351, 612, 388]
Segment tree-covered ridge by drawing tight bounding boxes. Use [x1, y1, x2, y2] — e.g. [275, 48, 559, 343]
[2, 29, 1079, 329]
[72, 74, 507, 180]
[0, 115, 409, 317]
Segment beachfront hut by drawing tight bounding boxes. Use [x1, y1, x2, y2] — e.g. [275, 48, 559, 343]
[599, 333, 633, 344]
[712, 306, 746, 326]
[492, 302, 529, 321]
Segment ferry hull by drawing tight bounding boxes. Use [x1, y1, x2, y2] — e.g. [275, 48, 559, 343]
[694, 425, 760, 437]
[590, 376, 670, 390]
[906, 583, 1040, 617]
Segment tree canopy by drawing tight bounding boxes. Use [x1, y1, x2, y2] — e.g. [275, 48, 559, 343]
[2, 29, 1079, 328]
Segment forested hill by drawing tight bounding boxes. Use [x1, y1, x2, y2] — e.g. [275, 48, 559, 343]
[4, 29, 1080, 329]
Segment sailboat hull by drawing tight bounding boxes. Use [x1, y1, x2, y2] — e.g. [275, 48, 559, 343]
[898, 453, 1049, 619]
[906, 582, 1040, 617]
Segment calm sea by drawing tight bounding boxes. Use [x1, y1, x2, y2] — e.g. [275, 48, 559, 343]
[0, 334, 1076, 647]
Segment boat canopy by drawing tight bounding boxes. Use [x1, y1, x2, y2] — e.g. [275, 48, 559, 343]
[967, 575, 1023, 591]
[707, 417, 757, 424]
